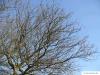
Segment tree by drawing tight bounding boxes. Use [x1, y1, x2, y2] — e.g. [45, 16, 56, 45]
[0, 0, 95, 75]
[0, 0, 6, 11]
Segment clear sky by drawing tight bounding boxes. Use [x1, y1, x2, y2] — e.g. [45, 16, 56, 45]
[32, 0, 100, 75]
[23, 0, 100, 75]
[59, 0, 100, 75]
[0, 0, 100, 75]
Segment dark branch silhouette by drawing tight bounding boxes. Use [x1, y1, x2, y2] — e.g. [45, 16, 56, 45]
[0, 0, 95, 75]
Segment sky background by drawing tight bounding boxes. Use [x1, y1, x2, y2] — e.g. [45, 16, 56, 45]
[33, 0, 100, 75]
[1, 0, 99, 75]
[59, 0, 100, 75]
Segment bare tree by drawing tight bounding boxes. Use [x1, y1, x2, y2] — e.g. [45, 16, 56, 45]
[0, 0, 6, 11]
[0, 0, 95, 75]
[0, 0, 9, 12]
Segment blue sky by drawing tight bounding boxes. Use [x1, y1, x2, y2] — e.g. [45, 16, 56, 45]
[0, 0, 100, 75]
[59, 0, 100, 75]
[17, 0, 100, 75]
[32, 0, 100, 75]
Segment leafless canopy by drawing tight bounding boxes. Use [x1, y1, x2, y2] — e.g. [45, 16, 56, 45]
[0, 0, 94, 75]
